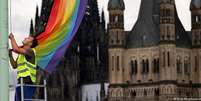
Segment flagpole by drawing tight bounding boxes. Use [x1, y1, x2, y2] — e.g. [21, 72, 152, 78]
[0, 0, 9, 100]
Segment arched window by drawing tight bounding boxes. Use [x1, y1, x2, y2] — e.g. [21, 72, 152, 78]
[115, 15, 118, 22]
[168, 52, 170, 66]
[177, 58, 182, 73]
[177, 59, 179, 73]
[135, 60, 138, 74]
[117, 56, 120, 71]
[131, 60, 134, 75]
[142, 60, 145, 74]
[196, 16, 199, 23]
[163, 52, 166, 67]
[195, 56, 198, 72]
[146, 59, 149, 73]
[157, 59, 160, 73]
[131, 60, 138, 75]
[184, 59, 188, 74]
[112, 56, 114, 71]
[153, 59, 157, 73]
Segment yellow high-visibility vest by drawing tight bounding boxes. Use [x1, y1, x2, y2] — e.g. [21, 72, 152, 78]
[17, 48, 37, 83]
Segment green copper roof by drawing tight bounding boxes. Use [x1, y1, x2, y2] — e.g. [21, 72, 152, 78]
[191, 0, 201, 9]
[108, 0, 125, 10]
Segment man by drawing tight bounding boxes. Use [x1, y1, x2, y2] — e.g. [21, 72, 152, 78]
[9, 33, 38, 101]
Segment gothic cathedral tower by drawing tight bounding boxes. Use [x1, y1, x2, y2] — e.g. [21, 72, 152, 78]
[108, 0, 125, 84]
[159, 0, 177, 99]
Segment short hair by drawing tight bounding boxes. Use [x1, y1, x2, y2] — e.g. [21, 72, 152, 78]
[31, 37, 38, 48]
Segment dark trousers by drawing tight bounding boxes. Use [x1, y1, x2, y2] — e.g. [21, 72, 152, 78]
[15, 86, 36, 101]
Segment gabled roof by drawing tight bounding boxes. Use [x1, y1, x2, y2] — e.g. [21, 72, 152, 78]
[126, 0, 192, 49]
[175, 11, 192, 48]
[126, 0, 160, 48]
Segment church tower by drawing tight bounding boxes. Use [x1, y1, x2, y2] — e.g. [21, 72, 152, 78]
[190, 0, 201, 85]
[159, 0, 177, 100]
[159, 0, 176, 80]
[108, 0, 125, 47]
[108, 0, 125, 84]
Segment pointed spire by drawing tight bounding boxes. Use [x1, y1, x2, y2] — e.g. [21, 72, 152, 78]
[34, 5, 40, 34]
[29, 19, 34, 36]
[89, 0, 100, 23]
[40, 0, 46, 20]
[101, 9, 105, 30]
[40, 0, 53, 23]
[35, 5, 39, 23]
[101, 9, 105, 22]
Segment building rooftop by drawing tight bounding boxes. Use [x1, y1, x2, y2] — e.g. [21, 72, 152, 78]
[108, 0, 125, 10]
[126, 0, 192, 48]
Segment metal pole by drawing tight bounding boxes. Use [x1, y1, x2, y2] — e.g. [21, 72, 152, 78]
[44, 80, 47, 101]
[20, 78, 24, 101]
[0, 0, 9, 100]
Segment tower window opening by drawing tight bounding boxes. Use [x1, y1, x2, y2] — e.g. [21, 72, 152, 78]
[146, 59, 149, 73]
[131, 60, 138, 75]
[163, 52, 166, 67]
[196, 16, 199, 23]
[112, 56, 114, 71]
[195, 56, 198, 72]
[142, 60, 146, 74]
[115, 16, 118, 22]
[168, 52, 170, 67]
[117, 56, 120, 71]
[131, 60, 134, 75]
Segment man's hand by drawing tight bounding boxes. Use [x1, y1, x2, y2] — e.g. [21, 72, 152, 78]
[9, 33, 14, 39]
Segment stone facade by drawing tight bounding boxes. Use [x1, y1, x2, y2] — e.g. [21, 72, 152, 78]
[107, 0, 201, 101]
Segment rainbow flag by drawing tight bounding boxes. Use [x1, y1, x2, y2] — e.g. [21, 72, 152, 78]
[35, 0, 87, 73]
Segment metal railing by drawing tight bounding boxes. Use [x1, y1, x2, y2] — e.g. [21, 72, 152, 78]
[16, 78, 47, 101]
